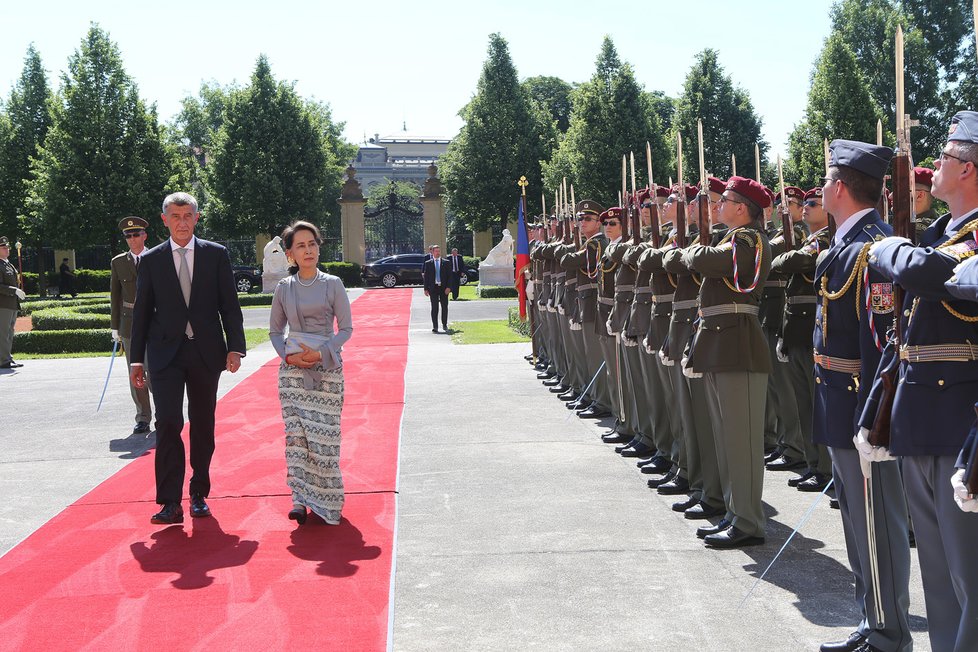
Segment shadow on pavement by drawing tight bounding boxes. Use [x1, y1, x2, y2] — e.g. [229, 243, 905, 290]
[109, 429, 156, 459]
[287, 517, 382, 578]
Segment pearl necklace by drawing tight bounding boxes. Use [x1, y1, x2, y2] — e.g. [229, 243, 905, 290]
[296, 272, 318, 287]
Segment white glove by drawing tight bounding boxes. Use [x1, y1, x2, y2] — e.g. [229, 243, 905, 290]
[111, 329, 121, 343]
[658, 349, 674, 367]
[681, 356, 702, 379]
[606, 318, 615, 336]
[643, 337, 654, 356]
[14, 288, 26, 301]
[854, 427, 896, 463]
[776, 337, 788, 363]
[951, 469, 978, 512]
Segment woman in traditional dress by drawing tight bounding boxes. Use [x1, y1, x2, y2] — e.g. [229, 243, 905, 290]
[269, 221, 353, 525]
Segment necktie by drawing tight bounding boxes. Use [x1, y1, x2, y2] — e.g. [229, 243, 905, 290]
[453, 257, 458, 272]
[176, 248, 194, 338]
[435, 259, 441, 285]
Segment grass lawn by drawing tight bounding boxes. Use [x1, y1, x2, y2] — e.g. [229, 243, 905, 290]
[15, 328, 272, 360]
[449, 319, 530, 345]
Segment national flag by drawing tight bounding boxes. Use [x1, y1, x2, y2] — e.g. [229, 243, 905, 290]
[515, 198, 531, 320]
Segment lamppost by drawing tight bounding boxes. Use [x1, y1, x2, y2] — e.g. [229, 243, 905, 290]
[14, 240, 23, 290]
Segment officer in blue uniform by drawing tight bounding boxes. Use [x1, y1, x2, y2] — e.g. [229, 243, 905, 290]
[859, 111, 978, 652]
[814, 140, 912, 652]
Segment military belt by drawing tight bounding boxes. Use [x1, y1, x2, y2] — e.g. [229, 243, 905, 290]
[565, 278, 577, 287]
[542, 271, 551, 277]
[123, 301, 135, 309]
[764, 280, 787, 288]
[634, 287, 653, 295]
[672, 299, 699, 311]
[785, 296, 817, 305]
[899, 343, 978, 363]
[615, 284, 634, 292]
[555, 272, 566, 279]
[578, 283, 596, 291]
[813, 352, 861, 374]
[699, 303, 759, 318]
[598, 297, 614, 306]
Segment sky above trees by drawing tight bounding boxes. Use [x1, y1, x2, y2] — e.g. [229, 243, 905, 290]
[1, 0, 834, 155]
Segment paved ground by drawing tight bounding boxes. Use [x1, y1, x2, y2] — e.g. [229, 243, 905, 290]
[0, 287, 932, 650]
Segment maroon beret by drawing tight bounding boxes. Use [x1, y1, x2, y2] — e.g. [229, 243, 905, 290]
[600, 207, 624, 223]
[804, 187, 823, 201]
[914, 166, 934, 189]
[637, 187, 651, 205]
[726, 176, 771, 210]
[783, 186, 804, 202]
[708, 176, 727, 195]
[654, 185, 671, 198]
[673, 183, 699, 203]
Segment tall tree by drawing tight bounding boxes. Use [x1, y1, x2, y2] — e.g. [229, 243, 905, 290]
[673, 49, 767, 182]
[787, 33, 885, 189]
[543, 37, 670, 206]
[23, 25, 186, 252]
[830, 0, 942, 155]
[440, 33, 545, 231]
[522, 75, 573, 133]
[205, 55, 348, 239]
[0, 45, 53, 242]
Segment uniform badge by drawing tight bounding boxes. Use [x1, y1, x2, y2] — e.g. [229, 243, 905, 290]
[940, 239, 978, 261]
[870, 282, 894, 313]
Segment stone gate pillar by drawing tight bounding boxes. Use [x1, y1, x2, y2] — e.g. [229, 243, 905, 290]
[420, 164, 447, 250]
[339, 166, 366, 265]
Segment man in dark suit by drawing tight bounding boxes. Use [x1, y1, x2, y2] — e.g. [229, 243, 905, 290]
[447, 247, 465, 299]
[129, 192, 246, 525]
[423, 244, 450, 333]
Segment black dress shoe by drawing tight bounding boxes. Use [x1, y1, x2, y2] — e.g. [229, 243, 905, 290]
[558, 389, 579, 400]
[647, 470, 677, 489]
[190, 494, 211, 518]
[850, 642, 884, 652]
[829, 498, 840, 510]
[577, 406, 611, 419]
[602, 431, 632, 444]
[819, 631, 866, 652]
[657, 475, 691, 495]
[766, 455, 806, 471]
[696, 518, 731, 539]
[534, 362, 548, 371]
[432, 328, 439, 333]
[536, 371, 556, 380]
[151, 503, 184, 525]
[132, 421, 151, 435]
[787, 470, 815, 487]
[288, 505, 308, 525]
[635, 454, 661, 468]
[640, 456, 673, 474]
[620, 442, 655, 458]
[684, 502, 726, 520]
[797, 472, 831, 492]
[672, 496, 699, 512]
[6, 360, 23, 368]
[614, 438, 642, 454]
[704, 525, 765, 549]
[567, 397, 591, 410]
[524, 354, 534, 361]
[764, 446, 784, 464]
[542, 377, 563, 386]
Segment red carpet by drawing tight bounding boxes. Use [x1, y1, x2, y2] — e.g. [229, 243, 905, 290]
[0, 289, 412, 652]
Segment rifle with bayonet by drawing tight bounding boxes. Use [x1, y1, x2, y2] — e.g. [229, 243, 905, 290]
[868, 25, 916, 450]
[571, 184, 582, 248]
[630, 152, 641, 245]
[777, 155, 794, 250]
[676, 134, 689, 249]
[647, 141, 662, 248]
[696, 120, 711, 244]
[825, 139, 837, 241]
[620, 155, 631, 242]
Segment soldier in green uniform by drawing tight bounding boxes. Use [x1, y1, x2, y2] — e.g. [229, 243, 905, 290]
[554, 217, 589, 407]
[770, 188, 833, 490]
[765, 186, 810, 473]
[110, 216, 153, 434]
[560, 200, 611, 417]
[595, 207, 631, 432]
[0, 236, 26, 369]
[913, 166, 937, 240]
[684, 176, 773, 548]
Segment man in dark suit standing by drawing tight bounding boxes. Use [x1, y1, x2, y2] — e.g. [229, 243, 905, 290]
[447, 247, 465, 300]
[129, 192, 246, 525]
[423, 244, 450, 333]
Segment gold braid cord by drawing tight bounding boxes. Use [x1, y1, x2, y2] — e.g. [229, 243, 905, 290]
[936, 218, 978, 322]
[584, 239, 603, 279]
[819, 242, 872, 346]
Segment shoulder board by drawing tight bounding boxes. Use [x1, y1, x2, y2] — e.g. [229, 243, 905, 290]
[734, 229, 758, 246]
[863, 223, 888, 241]
[940, 240, 978, 261]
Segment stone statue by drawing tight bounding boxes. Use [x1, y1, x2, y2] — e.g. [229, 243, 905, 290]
[261, 236, 290, 292]
[478, 229, 516, 287]
[482, 229, 514, 268]
[263, 237, 289, 273]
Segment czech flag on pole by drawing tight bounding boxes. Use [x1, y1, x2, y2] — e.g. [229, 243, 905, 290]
[515, 199, 531, 320]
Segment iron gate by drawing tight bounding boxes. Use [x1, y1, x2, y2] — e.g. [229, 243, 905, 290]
[363, 182, 424, 261]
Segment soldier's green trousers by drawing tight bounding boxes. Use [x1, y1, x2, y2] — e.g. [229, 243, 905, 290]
[597, 331, 624, 425]
[705, 370, 768, 538]
[580, 323, 609, 410]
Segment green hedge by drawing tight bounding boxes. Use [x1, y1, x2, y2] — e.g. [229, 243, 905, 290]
[508, 307, 531, 337]
[238, 293, 275, 307]
[463, 256, 481, 270]
[13, 328, 114, 354]
[318, 262, 362, 287]
[477, 285, 519, 299]
[21, 269, 111, 294]
[31, 307, 111, 331]
[18, 296, 109, 315]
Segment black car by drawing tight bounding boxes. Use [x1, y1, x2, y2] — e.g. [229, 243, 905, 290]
[232, 265, 262, 293]
[361, 254, 478, 288]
